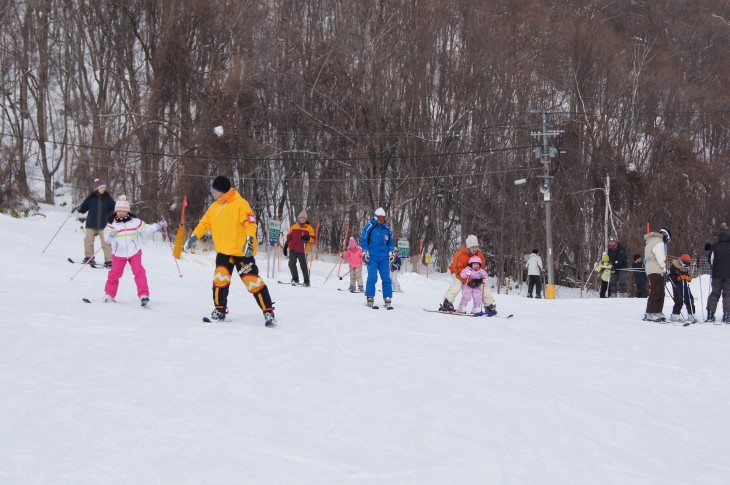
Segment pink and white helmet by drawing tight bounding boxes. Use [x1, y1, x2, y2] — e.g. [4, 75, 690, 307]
[468, 255, 482, 266]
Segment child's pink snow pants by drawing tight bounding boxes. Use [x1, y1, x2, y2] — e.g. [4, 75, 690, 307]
[104, 251, 149, 299]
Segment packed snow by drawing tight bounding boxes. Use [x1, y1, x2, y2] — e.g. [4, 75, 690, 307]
[1, 204, 729, 484]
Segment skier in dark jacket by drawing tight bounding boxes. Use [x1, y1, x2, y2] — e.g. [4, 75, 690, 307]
[706, 223, 730, 323]
[607, 234, 628, 297]
[74, 178, 115, 267]
[631, 254, 648, 298]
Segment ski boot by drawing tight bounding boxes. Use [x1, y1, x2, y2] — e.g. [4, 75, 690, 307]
[526, 294, 533, 298]
[210, 307, 227, 322]
[384, 297, 393, 310]
[358, 286, 364, 292]
[348, 285, 356, 292]
[264, 311, 276, 327]
[104, 261, 113, 269]
[724, 312, 730, 324]
[484, 304, 497, 316]
[685, 314, 697, 324]
[705, 312, 715, 323]
[536, 295, 542, 299]
[670, 313, 684, 323]
[140, 296, 150, 307]
[103, 294, 115, 302]
[366, 296, 375, 308]
[439, 298, 455, 312]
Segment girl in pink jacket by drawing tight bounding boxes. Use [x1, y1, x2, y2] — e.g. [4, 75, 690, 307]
[458, 255, 489, 314]
[102, 195, 166, 305]
[341, 237, 364, 292]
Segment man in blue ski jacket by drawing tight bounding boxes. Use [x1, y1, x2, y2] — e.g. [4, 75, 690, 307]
[360, 207, 395, 309]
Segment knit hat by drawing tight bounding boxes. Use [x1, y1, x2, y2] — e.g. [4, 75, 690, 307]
[468, 255, 482, 266]
[601, 252, 610, 262]
[532, 249, 539, 254]
[374, 207, 386, 217]
[211, 175, 231, 193]
[465, 235, 479, 248]
[298, 210, 308, 220]
[93, 178, 106, 190]
[348, 237, 357, 249]
[115, 195, 131, 212]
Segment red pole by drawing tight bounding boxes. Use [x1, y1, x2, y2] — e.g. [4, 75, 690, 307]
[324, 225, 349, 284]
[69, 245, 103, 280]
[308, 221, 321, 274]
[42, 213, 74, 253]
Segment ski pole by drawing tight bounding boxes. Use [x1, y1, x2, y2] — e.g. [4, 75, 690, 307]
[339, 268, 353, 280]
[42, 213, 75, 253]
[69, 246, 103, 280]
[163, 225, 183, 278]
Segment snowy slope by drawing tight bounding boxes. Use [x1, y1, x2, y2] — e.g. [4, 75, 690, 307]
[1, 205, 729, 485]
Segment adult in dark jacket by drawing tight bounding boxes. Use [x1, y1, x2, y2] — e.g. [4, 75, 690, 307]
[706, 223, 730, 323]
[631, 254, 648, 298]
[74, 178, 115, 267]
[607, 234, 628, 297]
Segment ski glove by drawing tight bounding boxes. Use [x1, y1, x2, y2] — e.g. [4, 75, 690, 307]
[243, 236, 255, 257]
[157, 220, 168, 229]
[183, 234, 198, 252]
[362, 250, 370, 263]
[283, 243, 288, 257]
[301, 233, 310, 242]
[71, 205, 79, 213]
[388, 251, 395, 263]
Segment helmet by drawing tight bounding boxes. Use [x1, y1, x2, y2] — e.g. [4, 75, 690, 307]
[659, 228, 671, 242]
[468, 255, 482, 266]
[608, 234, 618, 243]
[374, 207, 386, 217]
[680, 254, 691, 263]
[601, 252, 610, 262]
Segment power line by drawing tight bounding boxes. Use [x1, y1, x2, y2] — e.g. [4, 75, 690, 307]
[0, 131, 537, 162]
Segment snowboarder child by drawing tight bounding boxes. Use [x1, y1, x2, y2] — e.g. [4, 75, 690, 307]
[341, 237, 364, 292]
[102, 195, 167, 305]
[668, 253, 697, 323]
[458, 256, 489, 314]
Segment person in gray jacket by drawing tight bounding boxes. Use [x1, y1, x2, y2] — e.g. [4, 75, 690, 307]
[643, 228, 670, 322]
[525, 249, 543, 298]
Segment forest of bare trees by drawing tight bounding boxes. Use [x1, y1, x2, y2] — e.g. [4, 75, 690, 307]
[2, 0, 729, 287]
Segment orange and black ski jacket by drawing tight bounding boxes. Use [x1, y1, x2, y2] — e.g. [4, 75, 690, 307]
[285, 222, 316, 254]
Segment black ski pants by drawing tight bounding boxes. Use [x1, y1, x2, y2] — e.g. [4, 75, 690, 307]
[288, 251, 310, 285]
[707, 277, 730, 314]
[213, 253, 273, 313]
[671, 279, 696, 315]
[527, 275, 542, 297]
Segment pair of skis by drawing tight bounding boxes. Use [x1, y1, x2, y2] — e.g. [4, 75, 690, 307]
[424, 308, 514, 318]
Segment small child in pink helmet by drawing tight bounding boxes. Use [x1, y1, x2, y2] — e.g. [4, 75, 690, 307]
[458, 255, 489, 314]
[341, 237, 364, 292]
